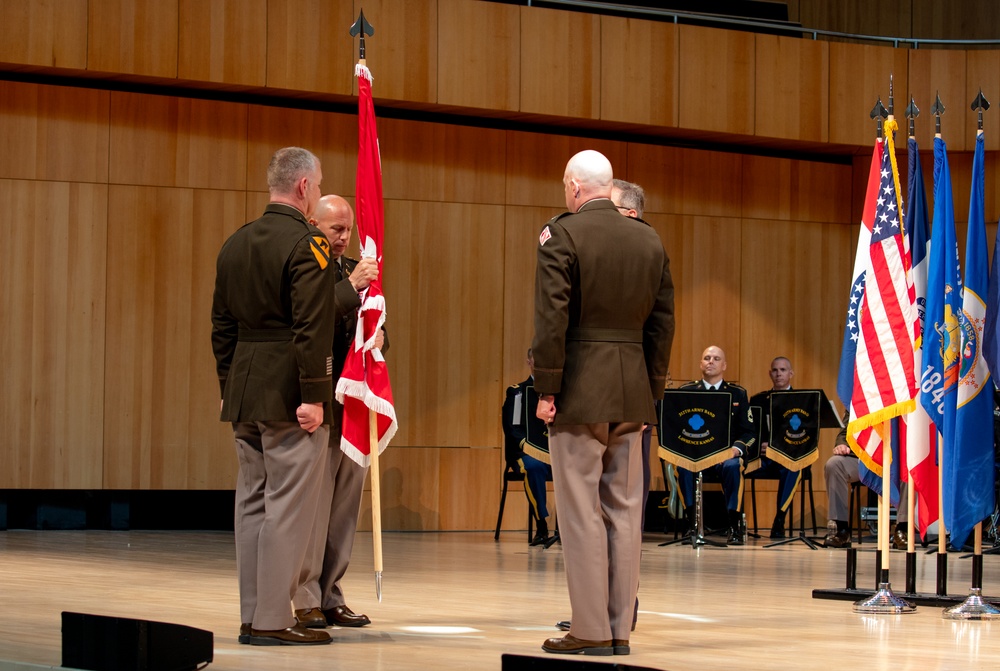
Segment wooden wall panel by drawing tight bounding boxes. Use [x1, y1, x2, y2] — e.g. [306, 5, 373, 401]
[741, 155, 852, 223]
[351, 0, 436, 103]
[908, 49, 968, 152]
[0, 179, 107, 489]
[829, 43, 909, 147]
[0, 82, 110, 183]
[87, 0, 178, 78]
[966, 51, 1000, 152]
[502, 205, 563, 387]
[600, 16, 677, 128]
[178, 0, 267, 86]
[109, 92, 248, 190]
[738, 219, 854, 397]
[382, 200, 505, 448]
[103, 186, 244, 489]
[0, 0, 88, 68]
[519, 6, 601, 119]
[246, 105, 357, 197]
[438, 0, 520, 112]
[678, 25, 755, 136]
[911, 0, 1000, 42]
[505, 133, 625, 208]
[265, 0, 354, 95]
[754, 35, 829, 143]
[650, 215, 743, 384]
[378, 118, 507, 204]
[796, 1, 912, 39]
[626, 144, 743, 218]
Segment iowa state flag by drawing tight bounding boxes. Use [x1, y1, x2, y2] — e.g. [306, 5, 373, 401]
[948, 131, 995, 550]
[336, 63, 398, 466]
[846, 123, 917, 475]
[904, 136, 939, 537]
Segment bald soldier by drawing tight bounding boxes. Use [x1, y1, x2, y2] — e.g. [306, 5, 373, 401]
[293, 195, 383, 631]
[534, 150, 674, 657]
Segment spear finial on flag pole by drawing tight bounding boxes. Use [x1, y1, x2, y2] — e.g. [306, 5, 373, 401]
[350, 9, 375, 63]
[905, 96, 920, 139]
[931, 92, 945, 137]
[971, 89, 990, 134]
[871, 97, 888, 138]
[888, 73, 895, 118]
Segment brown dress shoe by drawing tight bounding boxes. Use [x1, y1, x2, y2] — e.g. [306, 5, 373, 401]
[823, 530, 852, 548]
[238, 623, 251, 644]
[324, 605, 371, 627]
[892, 528, 908, 550]
[542, 634, 613, 656]
[294, 607, 328, 629]
[248, 624, 332, 646]
[613, 639, 630, 655]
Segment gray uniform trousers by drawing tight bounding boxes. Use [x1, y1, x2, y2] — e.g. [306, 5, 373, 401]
[233, 421, 330, 630]
[549, 422, 644, 642]
[825, 454, 907, 524]
[294, 443, 368, 611]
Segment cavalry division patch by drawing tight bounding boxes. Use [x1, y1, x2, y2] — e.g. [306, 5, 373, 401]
[310, 236, 331, 269]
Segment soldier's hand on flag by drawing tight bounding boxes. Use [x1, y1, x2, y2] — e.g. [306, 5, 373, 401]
[349, 257, 379, 291]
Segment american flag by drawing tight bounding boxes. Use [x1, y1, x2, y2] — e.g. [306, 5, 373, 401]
[847, 125, 917, 471]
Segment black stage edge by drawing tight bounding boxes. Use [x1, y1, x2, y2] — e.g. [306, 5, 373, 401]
[811, 587, 1000, 607]
[0, 490, 235, 531]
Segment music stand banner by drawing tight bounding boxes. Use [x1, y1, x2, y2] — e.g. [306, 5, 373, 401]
[766, 390, 821, 471]
[657, 390, 732, 472]
[522, 385, 550, 464]
[743, 405, 764, 475]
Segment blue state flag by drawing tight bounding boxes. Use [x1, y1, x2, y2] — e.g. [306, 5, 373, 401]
[949, 132, 996, 550]
[919, 137, 961, 450]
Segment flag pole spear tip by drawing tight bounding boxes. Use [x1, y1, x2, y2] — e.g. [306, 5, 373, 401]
[349, 9, 375, 62]
[870, 96, 888, 139]
[888, 74, 895, 119]
[905, 96, 920, 139]
[970, 89, 990, 133]
[931, 92, 945, 137]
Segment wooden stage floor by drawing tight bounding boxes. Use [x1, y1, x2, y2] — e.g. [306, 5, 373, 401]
[0, 529, 998, 671]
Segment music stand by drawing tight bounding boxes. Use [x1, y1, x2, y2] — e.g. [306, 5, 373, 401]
[761, 390, 841, 550]
[656, 390, 735, 549]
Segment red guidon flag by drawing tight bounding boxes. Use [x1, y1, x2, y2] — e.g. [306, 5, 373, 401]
[336, 62, 397, 466]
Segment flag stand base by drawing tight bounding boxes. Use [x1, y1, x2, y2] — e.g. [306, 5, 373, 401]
[852, 583, 916, 613]
[943, 588, 1000, 620]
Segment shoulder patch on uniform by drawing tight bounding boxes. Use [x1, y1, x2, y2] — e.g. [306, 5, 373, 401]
[539, 226, 552, 246]
[310, 236, 331, 270]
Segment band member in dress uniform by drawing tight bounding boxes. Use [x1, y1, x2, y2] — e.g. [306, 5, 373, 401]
[675, 346, 756, 545]
[502, 348, 553, 545]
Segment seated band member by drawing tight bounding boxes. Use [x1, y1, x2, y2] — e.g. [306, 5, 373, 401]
[749, 357, 804, 539]
[502, 348, 554, 545]
[676, 346, 755, 545]
[823, 411, 908, 549]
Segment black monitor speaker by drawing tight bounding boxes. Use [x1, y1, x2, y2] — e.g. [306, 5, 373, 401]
[62, 612, 213, 671]
[501, 653, 665, 671]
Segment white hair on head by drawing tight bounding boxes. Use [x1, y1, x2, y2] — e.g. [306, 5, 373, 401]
[565, 150, 613, 189]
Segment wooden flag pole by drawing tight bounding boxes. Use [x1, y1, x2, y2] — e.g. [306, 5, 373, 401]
[370, 409, 383, 602]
